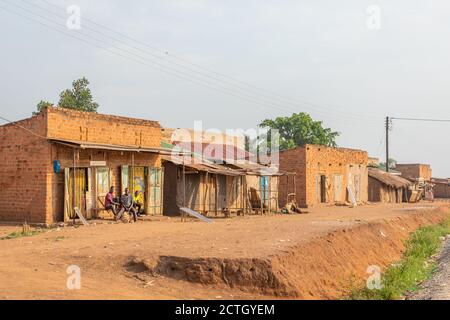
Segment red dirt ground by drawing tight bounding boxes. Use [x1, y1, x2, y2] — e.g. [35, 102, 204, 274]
[0, 202, 448, 300]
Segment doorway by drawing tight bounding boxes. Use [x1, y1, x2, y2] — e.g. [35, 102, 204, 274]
[320, 175, 327, 203]
[64, 167, 89, 221]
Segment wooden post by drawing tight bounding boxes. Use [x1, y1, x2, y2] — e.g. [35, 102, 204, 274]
[214, 174, 218, 216]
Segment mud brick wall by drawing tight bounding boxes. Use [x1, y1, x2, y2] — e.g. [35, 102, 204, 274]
[433, 182, 450, 198]
[0, 107, 163, 224]
[46, 107, 161, 148]
[396, 164, 432, 181]
[49, 145, 162, 221]
[0, 113, 53, 224]
[279, 145, 368, 208]
[278, 147, 307, 207]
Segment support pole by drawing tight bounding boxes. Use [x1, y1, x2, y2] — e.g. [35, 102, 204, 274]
[385, 116, 390, 173]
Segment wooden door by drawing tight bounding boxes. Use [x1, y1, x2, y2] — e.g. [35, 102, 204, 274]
[95, 167, 110, 211]
[64, 168, 87, 221]
[217, 175, 227, 210]
[147, 167, 163, 215]
[334, 175, 343, 202]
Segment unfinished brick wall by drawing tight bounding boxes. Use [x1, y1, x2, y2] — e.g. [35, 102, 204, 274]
[433, 182, 450, 198]
[396, 164, 432, 181]
[0, 113, 53, 224]
[0, 107, 163, 224]
[46, 107, 161, 148]
[279, 145, 368, 208]
[278, 147, 307, 207]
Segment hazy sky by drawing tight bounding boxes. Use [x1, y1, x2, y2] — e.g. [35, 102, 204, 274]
[1, 1, 450, 176]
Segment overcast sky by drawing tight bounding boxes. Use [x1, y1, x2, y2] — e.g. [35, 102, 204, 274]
[1, 0, 449, 176]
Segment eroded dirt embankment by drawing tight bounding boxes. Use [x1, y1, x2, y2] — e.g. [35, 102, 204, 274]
[129, 207, 450, 299]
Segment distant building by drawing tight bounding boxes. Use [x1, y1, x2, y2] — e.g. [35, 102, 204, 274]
[278, 145, 368, 208]
[368, 168, 412, 203]
[396, 164, 434, 201]
[368, 157, 380, 167]
[431, 178, 450, 198]
[395, 164, 432, 182]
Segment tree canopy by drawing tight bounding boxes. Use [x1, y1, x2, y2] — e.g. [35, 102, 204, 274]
[379, 158, 397, 170]
[33, 77, 99, 115]
[33, 100, 53, 116]
[259, 112, 340, 150]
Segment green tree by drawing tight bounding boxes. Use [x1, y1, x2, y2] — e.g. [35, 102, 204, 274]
[33, 100, 53, 116]
[380, 158, 397, 170]
[58, 77, 99, 112]
[259, 112, 340, 150]
[33, 77, 99, 115]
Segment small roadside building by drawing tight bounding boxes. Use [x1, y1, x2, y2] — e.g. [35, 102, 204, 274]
[161, 139, 292, 217]
[0, 107, 165, 225]
[395, 164, 432, 182]
[396, 164, 434, 200]
[162, 155, 246, 217]
[431, 178, 450, 199]
[368, 168, 412, 203]
[278, 144, 368, 208]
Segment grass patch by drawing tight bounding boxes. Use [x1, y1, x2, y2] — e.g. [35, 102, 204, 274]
[348, 217, 450, 300]
[1, 229, 42, 240]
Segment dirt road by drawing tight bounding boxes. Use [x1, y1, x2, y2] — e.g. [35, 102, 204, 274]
[409, 237, 450, 300]
[0, 202, 448, 300]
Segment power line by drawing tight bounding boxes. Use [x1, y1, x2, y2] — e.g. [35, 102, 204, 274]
[0, 2, 308, 117]
[0, 115, 47, 139]
[391, 117, 450, 123]
[35, 0, 378, 121]
[1, 0, 380, 125]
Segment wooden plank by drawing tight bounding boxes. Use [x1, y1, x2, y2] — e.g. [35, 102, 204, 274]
[74, 207, 89, 226]
[180, 207, 213, 224]
[347, 186, 357, 207]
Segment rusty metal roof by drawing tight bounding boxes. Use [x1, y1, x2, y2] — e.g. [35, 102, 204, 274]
[49, 138, 174, 155]
[161, 155, 244, 176]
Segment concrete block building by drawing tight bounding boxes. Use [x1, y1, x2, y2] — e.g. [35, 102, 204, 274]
[278, 144, 368, 208]
[395, 164, 432, 182]
[0, 107, 164, 225]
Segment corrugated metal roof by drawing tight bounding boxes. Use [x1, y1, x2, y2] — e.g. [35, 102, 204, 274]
[50, 138, 174, 154]
[161, 155, 244, 176]
[225, 163, 292, 176]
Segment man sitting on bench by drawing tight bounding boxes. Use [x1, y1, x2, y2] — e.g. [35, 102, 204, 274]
[105, 186, 119, 217]
[117, 188, 138, 222]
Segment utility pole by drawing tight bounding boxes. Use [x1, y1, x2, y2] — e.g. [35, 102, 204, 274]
[385, 116, 390, 173]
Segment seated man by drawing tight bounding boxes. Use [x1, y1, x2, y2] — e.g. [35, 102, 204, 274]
[133, 191, 144, 216]
[117, 188, 138, 222]
[104, 186, 119, 216]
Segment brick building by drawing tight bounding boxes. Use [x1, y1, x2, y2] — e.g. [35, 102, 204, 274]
[368, 168, 412, 203]
[0, 107, 164, 225]
[278, 144, 368, 208]
[395, 164, 432, 182]
[431, 178, 450, 198]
